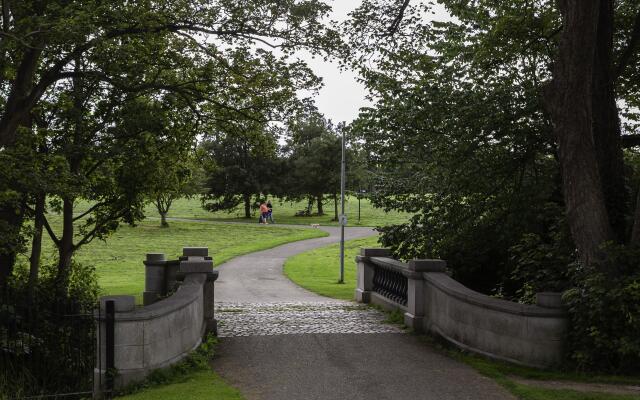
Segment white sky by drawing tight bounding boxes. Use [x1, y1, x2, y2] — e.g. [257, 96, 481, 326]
[295, 1, 369, 125]
[298, 0, 451, 125]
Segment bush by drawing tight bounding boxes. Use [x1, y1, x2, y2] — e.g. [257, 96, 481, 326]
[1, 260, 98, 397]
[563, 244, 640, 373]
[508, 209, 574, 303]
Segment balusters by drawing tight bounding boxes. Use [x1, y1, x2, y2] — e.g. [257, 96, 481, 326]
[372, 265, 408, 306]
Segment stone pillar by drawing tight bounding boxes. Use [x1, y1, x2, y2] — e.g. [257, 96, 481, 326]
[355, 248, 391, 303]
[143, 253, 166, 306]
[204, 271, 219, 334]
[404, 259, 446, 333]
[180, 247, 217, 336]
[94, 295, 135, 398]
[164, 260, 180, 293]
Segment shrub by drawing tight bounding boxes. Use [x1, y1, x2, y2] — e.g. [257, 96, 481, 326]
[563, 244, 640, 373]
[1, 260, 98, 397]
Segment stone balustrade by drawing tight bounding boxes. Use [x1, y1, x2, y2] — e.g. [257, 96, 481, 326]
[355, 248, 567, 368]
[94, 247, 218, 397]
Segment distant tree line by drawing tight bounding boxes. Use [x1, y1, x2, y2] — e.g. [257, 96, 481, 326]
[200, 113, 369, 221]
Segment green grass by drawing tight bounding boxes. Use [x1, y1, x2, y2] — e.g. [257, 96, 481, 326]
[459, 354, 640, 400]
[283, 236, 381, 300]
[116, 370, 243, 400]
[34, 218, 327, 299]
[143, 196, 410, 227]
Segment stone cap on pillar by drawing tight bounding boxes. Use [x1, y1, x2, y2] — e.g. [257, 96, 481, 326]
[180, 256, 214, 273]
[360, 248, 391, 257]
[183, 247, 208, 257]
[408, 259, 447, 272]
[144, 253, 167, 266]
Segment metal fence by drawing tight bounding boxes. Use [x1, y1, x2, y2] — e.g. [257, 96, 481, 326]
[0, 287, 96, 399]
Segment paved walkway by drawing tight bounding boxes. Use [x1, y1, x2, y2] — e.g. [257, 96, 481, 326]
[212, 226, 514, 400]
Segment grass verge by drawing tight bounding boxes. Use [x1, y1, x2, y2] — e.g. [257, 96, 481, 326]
[283, 236, 380, 300]
[142, 196, 409, 227]
[457, 352, 640, 400]
[115, 335, 243, 400]
[34, 218, 327, 299]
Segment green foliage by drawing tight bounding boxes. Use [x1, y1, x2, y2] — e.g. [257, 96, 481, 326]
[563, 244, 640, 373]
[1, 0, 340, 285]
[508, 204, 575, 302]
[285, 116, 342, 207]
[1, 261, 98, 397]
[348, 0, 562, 295]
[200, 124, 282, 217]
[384, 308, 405, 326]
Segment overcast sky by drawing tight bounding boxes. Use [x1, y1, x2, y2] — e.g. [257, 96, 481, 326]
[298, 1, 450, 125]
[295, 1, 368, 125]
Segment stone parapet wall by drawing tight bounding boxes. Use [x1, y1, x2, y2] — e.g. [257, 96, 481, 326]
[355, 248, 567, 368]
[95, 247, 218, 396]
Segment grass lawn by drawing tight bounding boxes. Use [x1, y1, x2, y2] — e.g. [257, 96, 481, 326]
[457, 353, 640, 400]
[142, 196, 410, 227]
[282, 237, 640, 400]
[116, 370, 243, 400]
[33, 218, 327, 299]
[283, 236, 381, 300]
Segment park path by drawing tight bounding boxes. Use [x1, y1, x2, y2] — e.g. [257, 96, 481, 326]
[212, 225, 514, 400]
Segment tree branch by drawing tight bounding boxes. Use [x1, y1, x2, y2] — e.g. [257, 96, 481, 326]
[42, 214, 61, 247]
[386, 0, 411, 36]
[73, 202, 106, 222]
[73, 209, 128, 249]
[622, 134, 640, 148]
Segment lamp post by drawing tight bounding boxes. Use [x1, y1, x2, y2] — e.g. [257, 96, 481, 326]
[339, 128, 346, 284]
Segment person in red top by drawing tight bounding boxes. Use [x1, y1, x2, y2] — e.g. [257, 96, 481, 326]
[259, 201, 269, 224]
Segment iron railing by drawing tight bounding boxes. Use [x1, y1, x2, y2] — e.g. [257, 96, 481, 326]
[372, 265, 408, 306]
[0, 288, 96, 399]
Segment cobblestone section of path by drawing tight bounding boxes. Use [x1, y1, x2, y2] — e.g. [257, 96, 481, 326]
[215, 302, 405, 337]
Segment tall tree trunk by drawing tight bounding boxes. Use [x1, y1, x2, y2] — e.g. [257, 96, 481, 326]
[333, 193, 339, 221]
[0, 201, 23, 290]
[2, 0, 10, 32]
[56, 197, 74, 287]
[592, 0, 626, 243]
[316, 194, 324, 215]
[0, 47, 42, 147]
[28, 193, 45, 296]
[306, 196, 314, 214]
[160, 212, 168, 227]
[243, 193, 251, 218]
[544, 0, 613, 266]
[155, 194, 172, 227]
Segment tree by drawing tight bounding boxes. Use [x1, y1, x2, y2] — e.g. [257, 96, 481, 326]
[284, 116, 352, 220]
[346, 0, 640, 370]
[0, 0, 340, 288]
[346, 0, 640, 285]
[543, 1, 639, 266]
[201, 123, 282, 218]
[150, 158, 203, 228]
